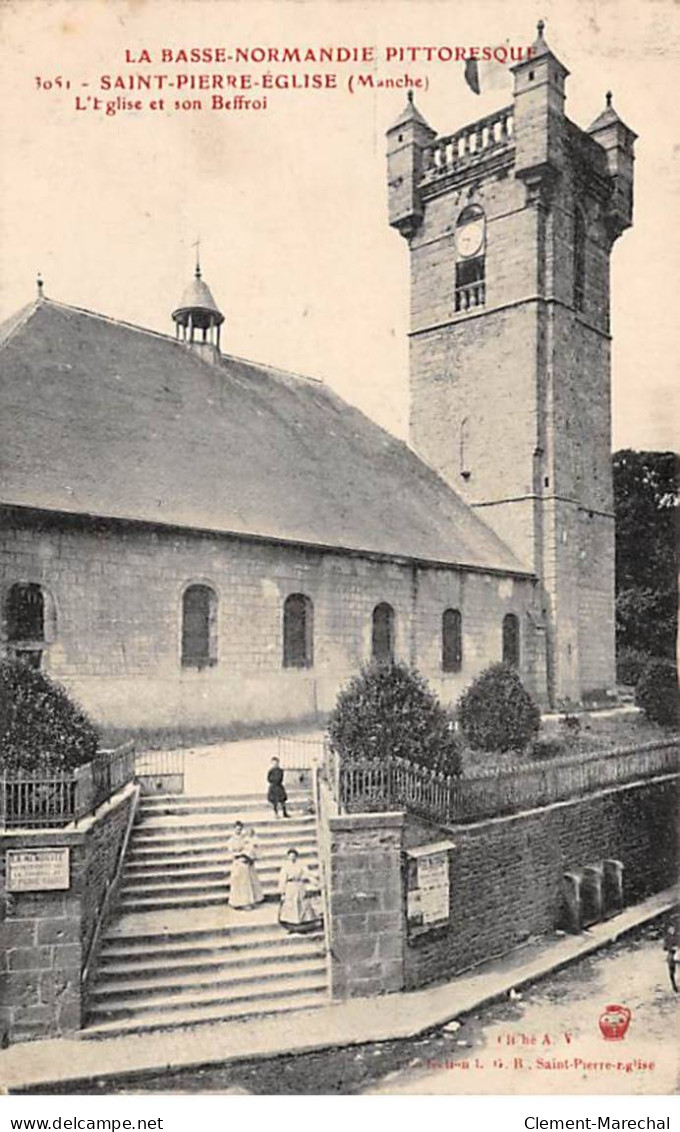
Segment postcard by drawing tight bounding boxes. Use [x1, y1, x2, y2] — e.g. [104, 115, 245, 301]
[0, 0, 677, 1101]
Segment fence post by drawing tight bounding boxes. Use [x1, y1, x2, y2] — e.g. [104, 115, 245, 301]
[74, 762, 94, 823]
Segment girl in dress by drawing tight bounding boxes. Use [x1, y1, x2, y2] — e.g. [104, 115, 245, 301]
[277, 848, 321, 933]
[228, 821, 262, 910]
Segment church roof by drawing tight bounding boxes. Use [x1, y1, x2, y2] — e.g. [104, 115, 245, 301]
[0, 298, 530, 576]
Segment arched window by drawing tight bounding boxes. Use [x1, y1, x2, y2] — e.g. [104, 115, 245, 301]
[455, 204, 486, 312]
[573, 208, 586, 312]
[6, 583, 45, 669]
[372, 602, 395, 665]
[283, 594, 313, 669]
[442, 608, 463, 672]
[181, 584, 217, 669]
[502, 613, 520, 669]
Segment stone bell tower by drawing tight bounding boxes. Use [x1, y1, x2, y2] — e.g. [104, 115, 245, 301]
[387, 24, 636, 705]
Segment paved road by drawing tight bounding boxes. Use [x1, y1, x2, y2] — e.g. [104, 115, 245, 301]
[40, 918, 679, 1096]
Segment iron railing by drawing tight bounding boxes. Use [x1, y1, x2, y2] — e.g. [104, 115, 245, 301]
[277, 733, 326, 772]
[329, 739, 679, 827]
[0, 742, 136, 830]
[134, 748, 185, 779]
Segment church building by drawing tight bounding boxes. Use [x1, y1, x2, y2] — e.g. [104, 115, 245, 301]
[0, 25, 634, 731]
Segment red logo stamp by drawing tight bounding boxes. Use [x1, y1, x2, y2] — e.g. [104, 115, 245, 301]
[598, 1004, 632, 1041]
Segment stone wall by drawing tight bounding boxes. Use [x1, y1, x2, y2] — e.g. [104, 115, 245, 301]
[318, 767, 677, 1001]
[0, 507, 543, 731]
[0, 784, 136, 1044]
[319, 780, 405, 999]
[403, 774, 678, 991]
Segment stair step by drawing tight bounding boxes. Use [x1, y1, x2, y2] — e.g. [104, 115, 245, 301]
[125, 849, 316, 869]
[88, 972, 328, 1023]
[101, 922, 324, 952]
[128, 832, 317, 855]
[99, 938, 325, 978]
[133, 816, 315, 836]
[139, 791, 311, 810]
[124, 846, 318, 873]
[126, 842, 314, 855]
[117, 893, 233, 913]
[121, 864, 318, 896]
[88, 785, 327, 1034]
[91, 956, 327, 1001]
[83, 991, 327, 1039]
[122, 858, 318, 887]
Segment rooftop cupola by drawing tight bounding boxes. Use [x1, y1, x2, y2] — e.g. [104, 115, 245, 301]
[172, 256, 225, 359]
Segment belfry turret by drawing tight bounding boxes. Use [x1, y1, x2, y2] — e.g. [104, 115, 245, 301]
[172, 257, 224, 362]
[386, 90, 436, 239]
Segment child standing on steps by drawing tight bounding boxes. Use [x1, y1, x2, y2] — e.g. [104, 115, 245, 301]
[267, 756, 289, 818]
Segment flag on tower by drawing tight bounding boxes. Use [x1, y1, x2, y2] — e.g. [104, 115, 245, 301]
[464, 51, 513, 96]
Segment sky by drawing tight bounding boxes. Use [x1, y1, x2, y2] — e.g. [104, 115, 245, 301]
[0, 0, 678, 453]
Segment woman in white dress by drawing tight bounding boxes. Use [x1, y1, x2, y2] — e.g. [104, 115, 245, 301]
[245, 826, 264, 906]
[277, 848, 321, 932]
[228, 821, 263, 909]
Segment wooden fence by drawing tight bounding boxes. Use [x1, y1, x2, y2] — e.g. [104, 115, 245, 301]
[330, 739, 679, 826]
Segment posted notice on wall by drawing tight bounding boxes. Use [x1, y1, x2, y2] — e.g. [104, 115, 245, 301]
[6, 847, 70, 892]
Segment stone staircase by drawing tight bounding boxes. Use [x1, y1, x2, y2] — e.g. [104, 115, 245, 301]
[83, 788, 328, 1038]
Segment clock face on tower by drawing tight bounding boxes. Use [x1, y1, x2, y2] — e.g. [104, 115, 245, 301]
[456, 218, 485, 259]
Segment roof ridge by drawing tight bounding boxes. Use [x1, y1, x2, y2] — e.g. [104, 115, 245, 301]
[6, 296, 326, 388]
[36, 297, 182, 346]
[0, 300, 42, 349]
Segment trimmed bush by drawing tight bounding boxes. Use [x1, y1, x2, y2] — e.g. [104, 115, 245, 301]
[327, 661, 460, 776]
[0, 659, 99, 773]
[634, 659, 679, 728]
[457, 662, 541, 753]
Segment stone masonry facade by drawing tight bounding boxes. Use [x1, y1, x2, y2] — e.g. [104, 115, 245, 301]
[388, 31, 635, 704]
[0, 507, 544, 731]
[0, 785, 136, 1044]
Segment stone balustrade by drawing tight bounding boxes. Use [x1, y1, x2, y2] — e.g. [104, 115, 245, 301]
[422, 107, 514, 183]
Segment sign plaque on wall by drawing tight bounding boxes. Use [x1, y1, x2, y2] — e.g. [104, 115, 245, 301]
[6, 848, 70, 892]
[406, 839, 455, 938]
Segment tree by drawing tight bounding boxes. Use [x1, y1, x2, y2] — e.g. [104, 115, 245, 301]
[457, 663, 541, 753]
[635, 659, 679, 728]
[327, 661, 460, 775]
[0, 659, 99, 772]
[613, 450, 677, 663]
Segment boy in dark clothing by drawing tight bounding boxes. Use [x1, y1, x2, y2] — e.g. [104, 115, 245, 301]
[267, 756, 289, 818]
